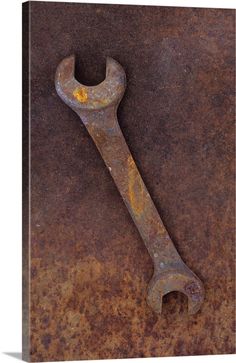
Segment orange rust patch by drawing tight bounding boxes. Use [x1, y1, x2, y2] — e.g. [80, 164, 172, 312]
[127, 155, 144, 217]
[73, 87, 88, 103]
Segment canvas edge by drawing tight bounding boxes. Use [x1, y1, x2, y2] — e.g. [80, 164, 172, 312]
[22, 1, 30, 362]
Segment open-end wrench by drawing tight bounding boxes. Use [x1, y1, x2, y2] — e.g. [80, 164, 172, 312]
[55, 55, 204, 314]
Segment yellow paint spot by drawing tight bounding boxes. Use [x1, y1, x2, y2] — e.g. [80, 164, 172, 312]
[157, 222, 166, 235]
[100, 99, 109, 105]
[127, 155, 144, 217]
[92, 99, 109, 107]
[73, 87, 88, 103]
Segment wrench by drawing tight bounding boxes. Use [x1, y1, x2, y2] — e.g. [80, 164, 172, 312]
[55, 55, 204, 314]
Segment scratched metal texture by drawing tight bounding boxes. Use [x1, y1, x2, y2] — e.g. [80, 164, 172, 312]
[23, 1, 235, 361]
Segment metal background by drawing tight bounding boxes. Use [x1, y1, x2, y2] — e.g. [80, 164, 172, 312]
[23, 1, 235, 361]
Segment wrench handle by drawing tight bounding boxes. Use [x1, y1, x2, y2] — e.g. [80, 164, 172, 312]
[79, 108, 181, 269]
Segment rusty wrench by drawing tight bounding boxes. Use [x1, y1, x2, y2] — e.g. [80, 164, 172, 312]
[55, 55, 204, 314]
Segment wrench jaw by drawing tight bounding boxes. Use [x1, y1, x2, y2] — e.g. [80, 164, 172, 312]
[55, 55, 78, 110]
[147, 269, 204, 315]
[55, 54, 126, 117]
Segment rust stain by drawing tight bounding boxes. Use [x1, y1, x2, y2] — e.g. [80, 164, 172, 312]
[73, 87, 88, 103]
[127, 155, 144, 217]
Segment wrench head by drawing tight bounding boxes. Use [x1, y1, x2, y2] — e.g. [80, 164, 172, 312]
[55, 55, 126, 115]
[147, 268, 204, 314]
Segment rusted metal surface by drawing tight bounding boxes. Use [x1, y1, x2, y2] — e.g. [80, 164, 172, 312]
[23, 1, 235, 362]
[55, 55, 204, 314]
